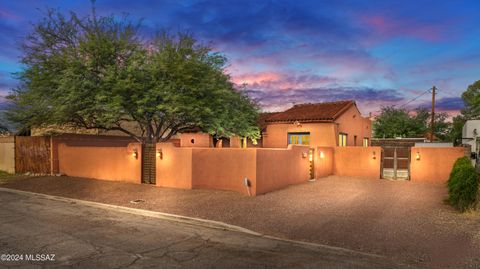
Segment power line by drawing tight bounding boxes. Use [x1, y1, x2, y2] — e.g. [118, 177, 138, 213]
[368, 87, 435, 117]
[396, 88, 431, 108]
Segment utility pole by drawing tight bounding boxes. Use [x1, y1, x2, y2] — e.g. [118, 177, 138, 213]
[430, 86, 436, 142]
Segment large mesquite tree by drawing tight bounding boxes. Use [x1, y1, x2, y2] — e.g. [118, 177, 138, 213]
[8, 7, 260, 144]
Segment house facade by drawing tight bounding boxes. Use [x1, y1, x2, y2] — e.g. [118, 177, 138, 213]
[462, 120, 480, 166]
[261, 100, 372, 148]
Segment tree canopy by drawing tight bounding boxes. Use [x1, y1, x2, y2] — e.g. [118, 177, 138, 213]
[446, 80, 480, 144]
[460, 80, 480, 119]
[7, 7, 260, 144]
[373, 106, 450, 140]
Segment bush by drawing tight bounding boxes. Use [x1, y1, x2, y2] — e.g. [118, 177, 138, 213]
[447, 157, 472, 191]
[447, 157, 479, 212]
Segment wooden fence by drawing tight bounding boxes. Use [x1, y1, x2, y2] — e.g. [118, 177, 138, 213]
[15, 136, 51, 174]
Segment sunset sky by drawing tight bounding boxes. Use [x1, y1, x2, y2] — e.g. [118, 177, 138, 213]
[1, 0, 479, 115]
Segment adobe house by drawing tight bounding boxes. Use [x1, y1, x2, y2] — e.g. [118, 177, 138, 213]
[261, 100, 372, 148]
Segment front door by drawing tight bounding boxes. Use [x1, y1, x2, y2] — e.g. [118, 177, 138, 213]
[381, 147, 410, 180]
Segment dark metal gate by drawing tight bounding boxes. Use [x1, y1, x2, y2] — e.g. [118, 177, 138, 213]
[141, 143, 156, 184]
[381, 147, 410, 180]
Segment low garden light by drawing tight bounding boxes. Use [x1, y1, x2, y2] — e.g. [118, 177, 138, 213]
[319, 151, 325, 159]
[416, 152, 421, 161]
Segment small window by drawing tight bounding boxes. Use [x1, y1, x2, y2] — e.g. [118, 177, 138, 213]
[363, 138, 369, 147]
[288, 132, 310, 145]
[339, 133, 347, 147]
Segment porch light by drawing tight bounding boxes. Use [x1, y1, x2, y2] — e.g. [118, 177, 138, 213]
[372, 151, 376, 160]
[319, 151, 325, 159]
[132, 149, 138, 159]
[156, 149, 163, 159]
[416, 152, 421, 161]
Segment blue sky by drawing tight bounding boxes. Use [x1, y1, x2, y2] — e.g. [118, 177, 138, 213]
[1, 0, 479, 115]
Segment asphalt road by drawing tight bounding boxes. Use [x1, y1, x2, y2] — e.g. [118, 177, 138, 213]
[0, 189, 408, 269]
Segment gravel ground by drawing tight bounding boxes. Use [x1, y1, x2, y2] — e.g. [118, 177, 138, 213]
[2, 175, 480, 268]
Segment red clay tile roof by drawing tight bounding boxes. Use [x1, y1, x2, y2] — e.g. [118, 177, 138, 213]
[258, 112, 280, 129]
[265, 100, 355, 123]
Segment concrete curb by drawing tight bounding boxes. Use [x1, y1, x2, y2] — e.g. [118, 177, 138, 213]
[0, 187, 385, 259]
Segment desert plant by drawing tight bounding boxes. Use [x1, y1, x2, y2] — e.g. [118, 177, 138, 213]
[447, 157, 479, 212]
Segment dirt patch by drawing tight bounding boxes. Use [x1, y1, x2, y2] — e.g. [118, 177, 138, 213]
[2, 175, 480, 268]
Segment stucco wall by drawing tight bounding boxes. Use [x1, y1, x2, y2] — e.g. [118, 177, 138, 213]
[191, 148, 257, 195]
[335, 105, 372, 146]
[180, 133, 212, 147]
[315, 146, 334, 178]
[155, 145, 310, 195]
[333, 146, 381, 179]
[262, 122, 337, 148]
[0, 136, 15, 173]
[410, 147, 465, 183]
[58, 142, 141, 183]
[156, 143, 193, 189]
[256, 145, 310, 194]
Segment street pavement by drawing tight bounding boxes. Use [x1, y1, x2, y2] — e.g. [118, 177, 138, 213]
[0, 189, 409, 268]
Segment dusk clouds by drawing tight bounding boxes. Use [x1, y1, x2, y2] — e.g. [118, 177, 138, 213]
[1, 0, 479, 115]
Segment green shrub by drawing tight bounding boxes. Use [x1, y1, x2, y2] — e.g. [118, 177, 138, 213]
[447, 157, 479, 212]
[447, 157, 472, 191]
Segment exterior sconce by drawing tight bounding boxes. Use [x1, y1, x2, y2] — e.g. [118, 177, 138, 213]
[319, 151, 325, 159]
[302, 152, 308, 158]
[132, 149, 138, 159]
[156, 149, 163, 159]
[372, 151, 376, 160]
[416, 152, 421, 161]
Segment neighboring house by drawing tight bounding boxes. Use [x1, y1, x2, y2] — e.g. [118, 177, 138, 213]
[462, 120, 480, 160]
[261, 100, 372, 148]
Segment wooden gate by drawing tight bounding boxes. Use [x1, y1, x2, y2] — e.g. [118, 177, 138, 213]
[381, 147, 410, 180]
[141, 143, 156, 184]
[15, 136, 51, 174]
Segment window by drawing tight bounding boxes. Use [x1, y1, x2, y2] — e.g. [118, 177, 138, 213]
[339, 133, 347, 147]
[363, 137, 369, 147]
[288, 132, 310, 145]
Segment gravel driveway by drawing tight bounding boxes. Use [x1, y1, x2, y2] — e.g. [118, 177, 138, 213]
[2, 175, 480, 268]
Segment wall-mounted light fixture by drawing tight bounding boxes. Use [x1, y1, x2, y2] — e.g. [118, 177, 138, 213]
[319, 151, 325, 159]
[416, 152, 421, 161]
[132, 149, 138, 159]
[372, 151, 376, 160]
[156, 149, 163, 159]
[302, 152, 308, 158]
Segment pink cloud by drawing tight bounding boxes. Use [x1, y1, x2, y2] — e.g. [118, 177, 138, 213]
[231, 71, 336, 91]
[360, 15, 447, 42]
[0, 8, 19, 20]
